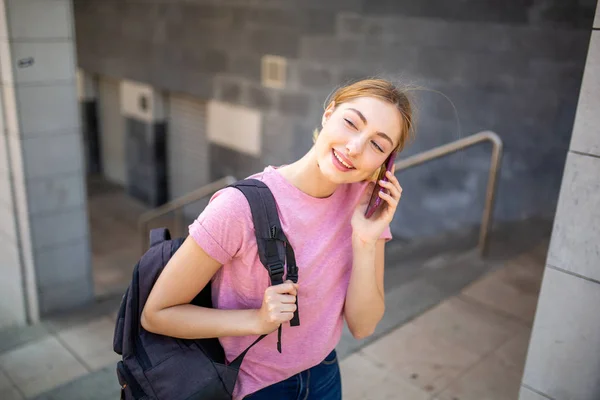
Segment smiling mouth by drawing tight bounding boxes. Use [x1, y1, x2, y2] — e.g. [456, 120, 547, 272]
[332, 149, 355, 169]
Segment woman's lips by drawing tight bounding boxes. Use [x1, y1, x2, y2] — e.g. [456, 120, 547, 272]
[332, 149, 355, 171]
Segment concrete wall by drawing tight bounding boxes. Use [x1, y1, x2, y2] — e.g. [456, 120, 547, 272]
[74, 0, 595, 238]
[0, 0, 93, 323]
[520, 2, 600, 398]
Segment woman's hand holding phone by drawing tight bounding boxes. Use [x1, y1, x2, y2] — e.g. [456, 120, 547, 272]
[351, 163, 403, 246]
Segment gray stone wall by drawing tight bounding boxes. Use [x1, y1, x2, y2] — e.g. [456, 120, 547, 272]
[74, 0, 595, 239]
[520, 3, 600, 397]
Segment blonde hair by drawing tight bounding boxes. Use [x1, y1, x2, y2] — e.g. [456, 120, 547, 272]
[313, 77, 416, 180]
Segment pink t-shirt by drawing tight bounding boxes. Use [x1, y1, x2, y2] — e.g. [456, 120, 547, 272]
[188, 166, 391, 399]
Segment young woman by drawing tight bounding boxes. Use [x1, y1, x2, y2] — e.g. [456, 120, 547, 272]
[141, 78, 414, 399]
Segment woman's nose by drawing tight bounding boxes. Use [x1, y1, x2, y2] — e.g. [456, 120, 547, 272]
[346, 136, 365, 156]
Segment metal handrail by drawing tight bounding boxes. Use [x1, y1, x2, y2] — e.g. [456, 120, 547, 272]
[139, 131, 502, 256]
[394, 130, 503, 256]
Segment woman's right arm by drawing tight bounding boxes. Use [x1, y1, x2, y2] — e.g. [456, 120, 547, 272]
[141, 236, 297, 339]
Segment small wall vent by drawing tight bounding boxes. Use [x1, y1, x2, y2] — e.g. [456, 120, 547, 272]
[261, 55, 287, 89]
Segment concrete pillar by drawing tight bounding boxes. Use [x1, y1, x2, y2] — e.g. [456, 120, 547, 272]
[519, 2, 600, 399]
[0, 0, 93, 326]
[0, 49, 27, 329]
[121, 80, 168, 207]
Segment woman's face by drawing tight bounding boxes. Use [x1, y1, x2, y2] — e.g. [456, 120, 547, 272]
[315, 96, 403, 184]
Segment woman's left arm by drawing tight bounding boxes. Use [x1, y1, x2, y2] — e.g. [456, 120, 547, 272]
[344, 237, 386, 339]
[345, 167, 402, 339]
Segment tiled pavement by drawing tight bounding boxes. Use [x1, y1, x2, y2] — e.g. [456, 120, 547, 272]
[340, 248, 545, 400]
[0, 301, 123, 399]
[0, 179, 549, 399]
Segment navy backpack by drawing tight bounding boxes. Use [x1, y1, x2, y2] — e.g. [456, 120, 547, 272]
[113, 179, 299, 400]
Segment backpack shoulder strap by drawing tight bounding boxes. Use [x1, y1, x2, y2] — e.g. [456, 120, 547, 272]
[230, 179, 288, 285]
[229, 179, 300, 353]
[230, 179, 298, 302]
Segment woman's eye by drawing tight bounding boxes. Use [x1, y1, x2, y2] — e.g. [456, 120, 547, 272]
[371, 141, 384, 153]
[344, 119, 356, 129]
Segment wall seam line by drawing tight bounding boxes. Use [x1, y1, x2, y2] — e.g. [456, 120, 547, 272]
[571, 150, 600, 159]
[547, 263, 600, 285]
[521, 383, 557, 400]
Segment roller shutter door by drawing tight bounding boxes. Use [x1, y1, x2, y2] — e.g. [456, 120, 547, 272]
[168, 94, 210, 219]
[98, 77, 126, 185]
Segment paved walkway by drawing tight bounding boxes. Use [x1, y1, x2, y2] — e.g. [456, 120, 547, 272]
[340, 245, 545, 400]
[0, 240, 545, 400]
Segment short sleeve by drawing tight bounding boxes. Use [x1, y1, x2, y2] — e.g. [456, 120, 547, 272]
[188, 187, 254, 265]
[380, 225, 392, 242]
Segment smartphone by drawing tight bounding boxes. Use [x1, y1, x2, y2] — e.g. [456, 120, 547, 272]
[364, 149, 398, 218]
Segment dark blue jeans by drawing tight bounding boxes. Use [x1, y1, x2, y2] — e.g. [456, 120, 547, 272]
[244, 350, 342, 400]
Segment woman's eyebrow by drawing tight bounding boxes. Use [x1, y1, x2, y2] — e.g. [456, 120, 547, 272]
[347, 108, 394, 147]
[347, 108, 367, 124]
[376, 132, 394, 147]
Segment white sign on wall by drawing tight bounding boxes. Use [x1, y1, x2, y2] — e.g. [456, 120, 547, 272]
[206, 100, 262, 157]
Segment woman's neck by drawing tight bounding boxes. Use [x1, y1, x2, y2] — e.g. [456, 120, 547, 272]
[277, 147, 339, 198]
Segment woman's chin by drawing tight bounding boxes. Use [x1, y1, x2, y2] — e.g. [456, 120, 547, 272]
[321, 165, 364, 184]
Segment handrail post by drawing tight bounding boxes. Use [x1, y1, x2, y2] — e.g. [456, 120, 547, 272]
[479, 135, 503, 256]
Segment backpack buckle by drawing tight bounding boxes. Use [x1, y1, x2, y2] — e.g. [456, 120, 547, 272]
[267, 262, 285, 284]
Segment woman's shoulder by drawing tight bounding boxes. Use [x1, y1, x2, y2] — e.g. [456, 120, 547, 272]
[207, 186, 251, 215]
[189, 182, 262, 264]
[207, 169, 270, 212]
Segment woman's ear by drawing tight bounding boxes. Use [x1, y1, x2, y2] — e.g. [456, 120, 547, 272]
[322, 101, 336, 126]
